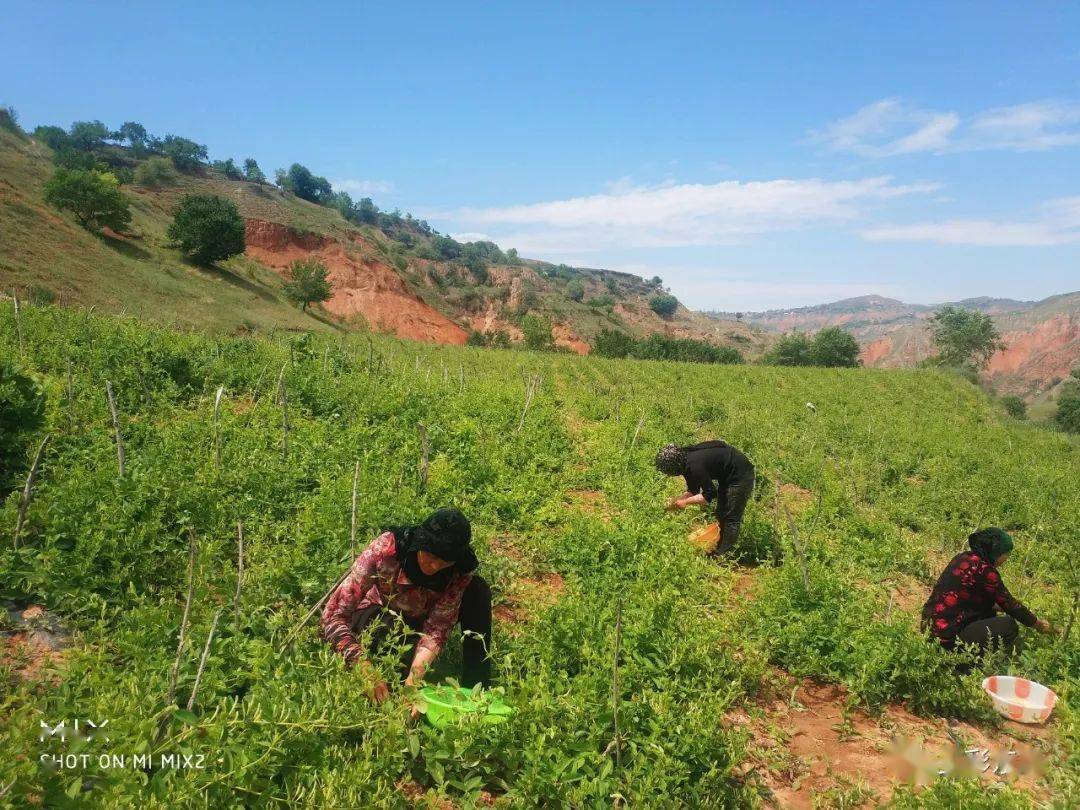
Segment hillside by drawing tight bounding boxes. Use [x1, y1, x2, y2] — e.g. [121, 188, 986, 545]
[2, 303, 1077, 807]
[714, 292, 1080, 399]
[0, 128, 761, 356]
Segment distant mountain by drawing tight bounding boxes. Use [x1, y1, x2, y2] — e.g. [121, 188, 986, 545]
[709, 291, 1079, 400]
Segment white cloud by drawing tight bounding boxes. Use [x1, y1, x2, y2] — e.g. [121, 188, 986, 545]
[330, 178, 395, 196]
[436, 176, 936, 254]
[815, 98, 1080, 156]
[862, 196, 1080, 246]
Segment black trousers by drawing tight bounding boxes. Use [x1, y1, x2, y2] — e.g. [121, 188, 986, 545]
[955, 615, 1022, 657]
[348, 575, 492, 687]
[713, 472, 756, 556]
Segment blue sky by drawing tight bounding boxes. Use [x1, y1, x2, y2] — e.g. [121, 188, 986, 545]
[3, 2, 1078, 310]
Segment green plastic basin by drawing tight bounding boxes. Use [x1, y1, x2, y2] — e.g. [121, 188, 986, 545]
[418, 686, 513, 727]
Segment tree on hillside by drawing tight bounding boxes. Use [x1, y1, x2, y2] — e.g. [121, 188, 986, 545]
[135, 156, 178, 188]
[43, 168, 132, 232]
[521, 313, 555, 351]
[0, 105, 21, 135]
[928, 305, 1005, 369]
[67, 120, 110, 151]
[1056, 369, 1080, 434]
[283, 258, 333, 312]
[649, 293, 679, 317]
[33, 125, 70, 151]
[809, 327, 860, 367]
[566, 280, 585, 302]
[356, 197, 379, 224]
[242, 158, 266, 184]
[212, 158, 243, 179]
[167, 194, 246, 265]
[114, 121, 148, 147]
[765, 332, 813, 366]
[1000, 395, 1027, 420]
[276, 163, 333, 204]
[161, 135, 208, 172]
[505, 248, 521, 265]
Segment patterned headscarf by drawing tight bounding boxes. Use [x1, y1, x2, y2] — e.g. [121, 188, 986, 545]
[654, 443, 688, 476]
[968, 527, 1014, 562]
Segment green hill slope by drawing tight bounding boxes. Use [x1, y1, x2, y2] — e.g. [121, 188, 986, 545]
[2, 303, 1076, 807]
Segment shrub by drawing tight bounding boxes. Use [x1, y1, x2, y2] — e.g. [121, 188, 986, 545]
[243, 158, 266, 184]
[765, 332, 813, 366]
[928, 305, 1004, 370]
[52, 147, 101, 171]
[114, 121, 149, 149]
[43, 168, 132, 232]
[213, 158, 243, 179]
[587, 294, 616, 310]
[0, 359, 45, 486]
[1056, 379, 1080, 433]
[283, 258, 333, 311]
[161, 135, 208, 172]
[1000, 395, 1027, 420]
[135, 156, 179, 188]
[521, 313, 554, 351]
[0, 105, 21, 134]
[67, 120, 110, 151]
[276, 163, 332, 203]
[166, 194, 246, 265]
[649, 293, 678, 317]
[809, 327, 861, 367]
[593, 329, 637, 358]
[566, 280, 585, 302]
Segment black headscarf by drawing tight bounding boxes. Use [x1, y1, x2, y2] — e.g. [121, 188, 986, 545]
[388, 508, 478, 591]
[655, 444, 688, 476]
[968, 527, 1015, 563]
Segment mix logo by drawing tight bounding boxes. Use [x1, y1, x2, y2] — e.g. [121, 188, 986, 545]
[39, 719, 110, 743]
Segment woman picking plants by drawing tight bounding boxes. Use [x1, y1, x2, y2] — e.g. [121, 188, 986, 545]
[655, 440, 757, 558]
[321, 508, 492, 703]
[921, 527, 1052, 659]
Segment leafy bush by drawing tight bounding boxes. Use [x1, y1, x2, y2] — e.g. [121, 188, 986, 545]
[521, 313, 554, 351]
[43, 168, 132, 232]
[808, 326, 860, 367]
[242, 158, 266, 183]
[592, 330, 743, 364]
[566, 280, 585, 302]
[161, 134, 208, 171]
[1056, 377, 1080, 433]
[765, 332, 813, 366]
[1000, 395, 1027, 419]
[67, 119, 110, 151]
[276, 162, 333, 203]
[0, 105, 21, 134]
[283, 258, 333, 311]
[648, 293, 678, 317]
[0, 359, 45, 486]
[33, 125, 70, 150]
[593, 329, 638, 358]
[212, 158, 243, 179]
[928, 305, 1004, 370]
[134, 156, 179, 187]
[587, 294, 616, 311]
[166, 194, 246, 265]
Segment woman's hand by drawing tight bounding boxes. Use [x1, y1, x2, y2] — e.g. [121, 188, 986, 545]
[370, 680, 390, 703]
[1034, 618, 1052, 634]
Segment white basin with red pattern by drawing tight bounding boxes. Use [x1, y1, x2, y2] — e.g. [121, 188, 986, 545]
[982, 676, 1056, 724]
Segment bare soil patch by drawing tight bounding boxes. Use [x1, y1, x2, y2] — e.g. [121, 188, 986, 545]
[778, 483, 815, 515]
[730, 673, 1053, 808]
[565, 489, 614, 521]
[493, 573, 565, 631]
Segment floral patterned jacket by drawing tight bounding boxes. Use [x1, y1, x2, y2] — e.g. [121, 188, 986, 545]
[921, 550, 1036, 648]
[321, 531, 474, 664]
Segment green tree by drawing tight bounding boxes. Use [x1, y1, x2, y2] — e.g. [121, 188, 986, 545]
[161, 135, 208, 171]
[765, 332, 813, 366]
[809, 327, 861, 367]
[649, 293, 679, 317]
[927, 305, 1005, 369]
[114, 121, 148, 148]
[1000, 395, 1027, 419]
[135, 156, 179, 188]
[43, 168, 132, 232]
[566, 280, 585, 302]
[0, 360, 45, 486]
[593, 329, 637, 358]
[521, 313, 554, 351]
[1056, 370, 1080, 433]
[67, 120, 110, 151]
[283, 258, 333, 311]
[276, 163, 333, 203]
[242, 158, 266, 184]
[213, 158, 242, 179]
[167, 194, 246, 265]
[0, 105, 20, 134]
[505, 248, 521, 265]
[33, 125, 70, 150]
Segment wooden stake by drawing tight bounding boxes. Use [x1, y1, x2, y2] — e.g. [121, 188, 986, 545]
[167, 529, 199, 708]
[515, 375, 538, 435]
[276, 364, 289, 460]
[105, 381, 125, 477]
[350, 460, 360, 558]
[417, 423, 430, 489]
[213, 386, 224, 470]
[611, 601, 623, 771]
[66, 358, 75, 428]
[280, 568, 351, 652]
[13, 295, 24, 355]
[14, 435, 49, 547]
[186, 610, 222, 711]
[234, 521, 244, 628]
[629, 413, 646, 454]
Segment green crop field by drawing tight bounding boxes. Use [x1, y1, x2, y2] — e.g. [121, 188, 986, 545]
[1, 301, 1077, 808]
